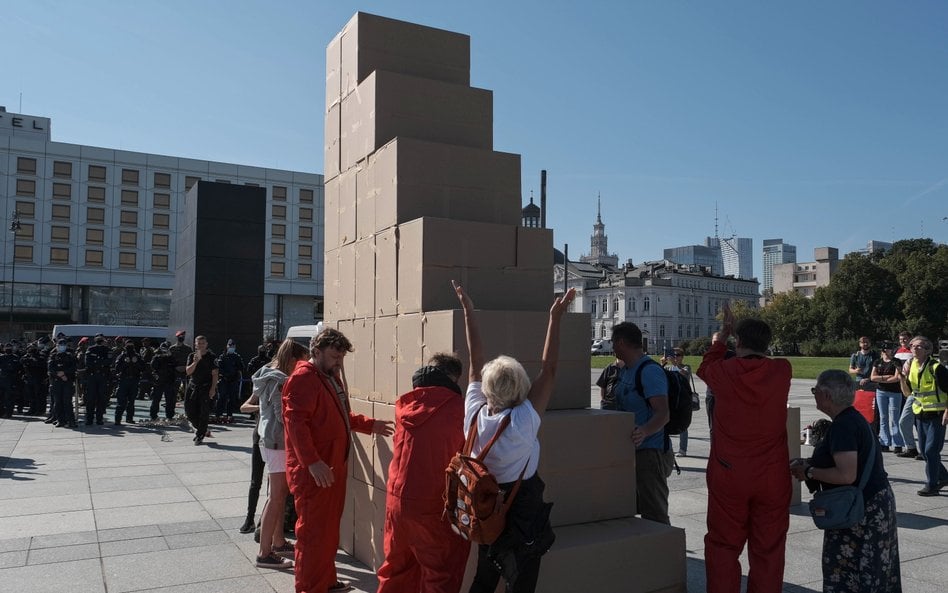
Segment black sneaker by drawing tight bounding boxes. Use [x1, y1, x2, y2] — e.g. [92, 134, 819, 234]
[918, 486, 940, 497]
[897, 448, 919, 458]
[255, 554, 293, 570]
[880, 445, 891, 452]
[893, 447, 903, 454]
[238, 519, 255, 534]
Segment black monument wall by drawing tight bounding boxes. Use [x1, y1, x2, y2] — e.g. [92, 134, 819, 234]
[169, 181, 266, 360]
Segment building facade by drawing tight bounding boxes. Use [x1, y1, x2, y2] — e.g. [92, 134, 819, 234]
[663, 244, 724, 277]
[0, 107, 323, 340]
[772, 246, 839, 298]
[706, 236, 753, 279]
[579, 197, 619, 267]
[761, 238, 797, 295]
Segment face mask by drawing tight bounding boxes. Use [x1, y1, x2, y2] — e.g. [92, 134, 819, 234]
[227, 347, 236, 354]
[57, 345, 67, 353]
[177, 337, 184, 343]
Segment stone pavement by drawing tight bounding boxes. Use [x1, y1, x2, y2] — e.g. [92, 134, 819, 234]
[0, 375, 946, 593]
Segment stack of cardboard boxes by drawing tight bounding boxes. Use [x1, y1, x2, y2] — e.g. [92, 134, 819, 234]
[324, 12, 685, 592]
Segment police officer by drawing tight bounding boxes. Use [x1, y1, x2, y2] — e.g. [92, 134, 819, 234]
[48, 338, 78, 428]
[186, 335, 218, 445]
[113, 340, 145, 426]
[214, 339, 244, 424]
[138, 338, 156, 401]
[75, 337, 89, 420]
[22, 345, 48, 416]
[84, 334, 112, 425]
[0, 343, 23, 418]
[170, 330, 193, 401]
[150, 342, 178, 420]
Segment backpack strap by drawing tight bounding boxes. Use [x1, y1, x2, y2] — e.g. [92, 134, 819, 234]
[463, 403, 513, 462]
[633, 357, 659, 407]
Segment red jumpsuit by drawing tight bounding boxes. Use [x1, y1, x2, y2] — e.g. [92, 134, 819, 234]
[376, 384, 470, 593]
[697, 342, 792, 593]
[283, 361, 374, 593]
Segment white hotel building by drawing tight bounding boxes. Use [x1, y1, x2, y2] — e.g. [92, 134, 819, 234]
[0, 107, 323, 340]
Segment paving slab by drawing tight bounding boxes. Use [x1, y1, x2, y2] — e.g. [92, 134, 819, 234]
[102, 544, 258, 592]
[27, 542, 101, 565]
[94, 501, 211, 530]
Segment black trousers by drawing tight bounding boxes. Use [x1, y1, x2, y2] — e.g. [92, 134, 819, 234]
[185, 384, 211, 437]
[246, 436, 265, 521]
[150, 382, 176, 419]
[85, 374, 108, 422]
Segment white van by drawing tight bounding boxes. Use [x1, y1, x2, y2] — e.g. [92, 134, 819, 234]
[284, 323, 323, 347]
[51, 324, 171, 343]
[591, 339, 614, 355]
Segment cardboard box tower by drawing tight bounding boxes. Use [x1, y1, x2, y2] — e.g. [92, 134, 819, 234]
[324, 12, 686, 592]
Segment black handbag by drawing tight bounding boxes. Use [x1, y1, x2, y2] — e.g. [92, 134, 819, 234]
[808, 439, 876, 530]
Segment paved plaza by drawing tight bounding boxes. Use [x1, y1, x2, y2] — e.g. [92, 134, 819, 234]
[1, 374, 946, 592]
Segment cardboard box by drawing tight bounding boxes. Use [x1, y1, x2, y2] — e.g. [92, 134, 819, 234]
[351, 479, 376, 567]
[324, 102, 341, 180]
[534, 518, 687, 593]
[516, 226, 554, 270]
[398, 218, 517, 269]
[326, 31, 343, 112]
[362, 137, 521, 233]
[339, 12, 470, 101]
[375, 228, 398, 316]
[354, 237, 376, 318]
[396, 313, 424, 397]
[349, 396, 374, 485]
[344, 318, 375, 398]
[372, 401, 396, 489]
[336, 243, 356, 321]
[340, 71, 493, 171]
[338, 167, 358, 248]
[323, 248, 339, 318]
[339, 476, 355, 555]
[323, 176, 340, 249]
[395, 264, 551, 315]
[374, 316, 398, 400]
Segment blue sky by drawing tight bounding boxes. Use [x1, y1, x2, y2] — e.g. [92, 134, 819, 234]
[3, 1, 946, 280]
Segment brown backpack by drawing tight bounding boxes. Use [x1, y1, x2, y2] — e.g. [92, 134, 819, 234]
[443, 406, 526, 545]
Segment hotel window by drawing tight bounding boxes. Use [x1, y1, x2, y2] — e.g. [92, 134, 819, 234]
[119, 252, 137, 269]
[151, 254, 168, 271]
[119, 231, 137, 247]
[88, 186, 106, 203]
[85, 250, 104, 266]
[87, 208, 105, 224]
[14, 245, 33, 262]
[153, 193, 170, 209]
[120, 210, 138, 227]
[299, 244, 312, 258]
[299, 207, 313, 222]
[154, 172, 171, 188]
[271, 261, 285, 277]
[152, 233, 169, 250]
[16, 179, 35, 197]
[185, 176, 200, 191]
[272, 185, 287, 201]
[88, 165, 107, 182]
[17, 223, 34, 241]
[51, 204, 71, 221]
[52, 183, 72, 200]
[121, 169, 139, 185]
[299, 226, 313, 241]
[298, 263, 312, 278]
[153, 213, 170, 229]
[299, 188, 313, 203]
[53, 161, 73, 179]
[121, 189, 138, 206]
[50, 226, 70, 243]
[272, 224, 286, 239]
[86, 228, 104, 245]
[271, 243, 285, 257]
[50, 247, 69, 264]
[15, 201, 35, 218]
[17, 157, 37, 175]
[272, 204, 286, 219]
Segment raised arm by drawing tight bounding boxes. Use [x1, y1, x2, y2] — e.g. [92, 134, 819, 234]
[527, 288, 576, 415]
[453, 281, 484, 383]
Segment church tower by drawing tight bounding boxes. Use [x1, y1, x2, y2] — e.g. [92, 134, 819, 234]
[580, 194, 619, 267]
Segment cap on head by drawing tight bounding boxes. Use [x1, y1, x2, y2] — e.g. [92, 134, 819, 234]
[57, 338, 67, 345]
[227, 339, 235, 347]
[78, 337, 89, 345]
[115, 336, 123, 343]
[175, 330, 186, 338]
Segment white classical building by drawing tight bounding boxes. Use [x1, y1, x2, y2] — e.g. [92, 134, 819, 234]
[0, 107, 323, 339]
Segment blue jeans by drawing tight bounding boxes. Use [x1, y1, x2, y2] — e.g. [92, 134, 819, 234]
[875, 390, 904, 447]
[678, 430, 688, 453]
[898, 396, 917, 450]
[916, 414, 948, 489]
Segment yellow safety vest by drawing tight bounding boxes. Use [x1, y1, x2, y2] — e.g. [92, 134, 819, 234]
[909, 359, 947, 414]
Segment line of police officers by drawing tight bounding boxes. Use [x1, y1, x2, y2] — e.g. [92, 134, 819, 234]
[0, 330, 269, 429]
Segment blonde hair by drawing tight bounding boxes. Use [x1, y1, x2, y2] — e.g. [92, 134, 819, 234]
[270, 339, 309, 376]
[481, 355, 531, 411]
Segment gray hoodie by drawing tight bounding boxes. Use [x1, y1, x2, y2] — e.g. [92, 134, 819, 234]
[254, 365, 288, 449]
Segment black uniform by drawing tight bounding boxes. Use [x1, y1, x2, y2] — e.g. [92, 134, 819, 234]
[48, 348, 77, 427]
[113, 347, 145, 425]
[150, 349, 178, 420]
[84, 343, 112, 425]
[214, 350, 244, 420]
[138, 343, 156, 400]
[0, 350, 23, 417]
[185, 349, 217, 443]
[21, 348, 48, 415]
[169, 339, 193, 398]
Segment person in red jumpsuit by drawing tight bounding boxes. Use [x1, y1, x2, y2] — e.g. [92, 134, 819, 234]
[283, 329, 393, 593]
[696, 303, 792, 593]
[376, 353, 470, 593]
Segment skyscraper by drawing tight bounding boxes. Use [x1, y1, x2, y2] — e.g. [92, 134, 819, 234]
[580, 195, 619, 267]
[706, 236, 754, 279]
[762, 239, 797, 294]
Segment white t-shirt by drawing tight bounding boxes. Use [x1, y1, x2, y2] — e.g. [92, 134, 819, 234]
[464, 382, 540, 483]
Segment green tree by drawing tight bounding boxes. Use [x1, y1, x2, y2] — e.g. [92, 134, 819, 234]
[760, 291, 815, 353]
[818, 253, 902, 340]
[877, 239, 948, 339]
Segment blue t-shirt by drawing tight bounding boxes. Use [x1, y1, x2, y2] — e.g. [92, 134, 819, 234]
[615, 357, 669, 451]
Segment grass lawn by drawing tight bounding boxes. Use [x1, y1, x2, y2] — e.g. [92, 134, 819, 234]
[591, 354, 850, 380]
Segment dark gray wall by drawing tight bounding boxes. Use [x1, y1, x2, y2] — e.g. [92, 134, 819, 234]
[169, 181, 266, 361]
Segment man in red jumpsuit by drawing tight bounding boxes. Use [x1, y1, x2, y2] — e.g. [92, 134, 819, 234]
[697, 304, 792, 593]
[376, 353, 470, 593]
[283, 329, 393, 593]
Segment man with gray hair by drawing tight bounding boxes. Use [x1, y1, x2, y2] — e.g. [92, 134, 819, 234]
[901, 335, 948, 496]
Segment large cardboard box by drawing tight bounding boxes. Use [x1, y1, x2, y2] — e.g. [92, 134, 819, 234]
[340, 71, 493, 171]
[323, 248, 339, 319]
[336, 243, 357, 321]
[338, 12, 470, 103]
[354, 237, 376, 319]
[516, 226, 554, 270]
[361, 137, 521, 233]
[351, 480, 386, 569]
[349, 396, 374, 485]
[371, 401, 396, 490]
[326, 30, 343, 112]
[324, 102, 341, 181]
[375, 227, 398, 317]
[396, 313, 425, 397]
[396, 264, 551, 315]
[339, 477, 355, 555]
[398, 218, 517, 269]
[344, 317, 375, 398]
[374, 316, 398, 400]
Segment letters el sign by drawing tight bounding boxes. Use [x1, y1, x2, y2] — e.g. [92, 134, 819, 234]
[0, 115, 45, 131]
